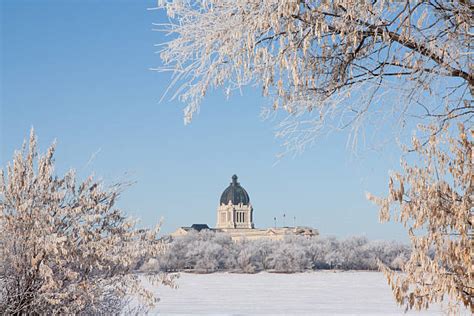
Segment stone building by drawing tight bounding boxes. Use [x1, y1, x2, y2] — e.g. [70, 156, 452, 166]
[171, 175, 318, 241]
[217, 174, 254, 229]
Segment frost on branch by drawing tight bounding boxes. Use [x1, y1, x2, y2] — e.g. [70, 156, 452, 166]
[156, 0, 472, 151]
[368, 125, 473, 312]
[0, 130, 175, 314]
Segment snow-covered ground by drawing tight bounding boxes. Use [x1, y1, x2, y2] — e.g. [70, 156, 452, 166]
[150, 271, 469, 315]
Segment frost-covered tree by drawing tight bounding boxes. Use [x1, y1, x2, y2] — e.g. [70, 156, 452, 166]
[250, 239, 278, 271]
[269, 238, 311, 273]
[155, 1, 472, 310]
[193, 242, 221, 273]
[368, 125, 473, 312]
[338, 236, 370, 270]
[156, 0, 472, 150]
[0, 130, 175, 314]
[157, 230, 236, 273]
[190, 230, 235, 272]
[235, 245, 257, 273]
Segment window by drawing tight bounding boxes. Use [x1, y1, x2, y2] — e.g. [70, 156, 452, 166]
[237, 212, 242, 223]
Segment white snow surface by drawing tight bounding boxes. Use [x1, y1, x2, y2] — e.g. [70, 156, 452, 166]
[149, 271, 469, 315]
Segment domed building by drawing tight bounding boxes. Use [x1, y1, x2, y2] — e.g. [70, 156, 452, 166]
[170, 174, 318, 241]
[217, 175, 254, 229]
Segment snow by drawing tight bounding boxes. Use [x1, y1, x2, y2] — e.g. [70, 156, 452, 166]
[150, 271, 470, 315]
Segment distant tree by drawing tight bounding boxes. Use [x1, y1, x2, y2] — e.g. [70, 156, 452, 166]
[236, 245, 257, 273]
[193, 243, 221, 273]
[0, 130, 175, 314]
[250, 239, 276, 271]
[213, 231, 237, 269]
[268, 239, 310, 273]
[307, 237, 331, 270]
[363, 240, 410, 271]
[368, 125, 473, 312]
[160, 230, 236, 272]
[337, 236, 367, 270]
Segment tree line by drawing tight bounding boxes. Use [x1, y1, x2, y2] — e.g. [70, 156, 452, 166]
[150, 231, 410, 274]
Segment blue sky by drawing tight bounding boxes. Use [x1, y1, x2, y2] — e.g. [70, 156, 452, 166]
[1, 0, 408, 240]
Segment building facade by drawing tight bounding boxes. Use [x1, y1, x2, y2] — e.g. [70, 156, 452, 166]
[171, 174, 318, 241]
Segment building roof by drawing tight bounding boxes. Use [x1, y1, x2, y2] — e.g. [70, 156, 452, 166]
[178, 224, 210, 231]
[190, 224, 210, 231]
[220, 175, 250, 205]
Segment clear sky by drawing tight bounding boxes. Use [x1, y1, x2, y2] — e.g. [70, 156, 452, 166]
[1, 0, 408, 240]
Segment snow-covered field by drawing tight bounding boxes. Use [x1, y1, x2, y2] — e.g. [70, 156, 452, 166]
[150, 271, 469, 315]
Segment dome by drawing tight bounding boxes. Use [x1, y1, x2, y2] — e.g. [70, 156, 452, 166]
[220, 175, 250, 205]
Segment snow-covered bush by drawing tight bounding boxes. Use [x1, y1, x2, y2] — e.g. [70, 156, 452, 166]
[156, 231, 410, 274]
[0, 130, 175, 314]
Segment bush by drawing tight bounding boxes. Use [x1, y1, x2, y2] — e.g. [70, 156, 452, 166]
[0, 130, 174, 314]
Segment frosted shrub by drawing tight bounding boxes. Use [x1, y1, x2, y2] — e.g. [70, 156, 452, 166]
[0, 130, 174, 314]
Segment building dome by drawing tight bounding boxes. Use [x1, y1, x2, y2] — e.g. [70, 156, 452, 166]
[220, 175, 250, 205]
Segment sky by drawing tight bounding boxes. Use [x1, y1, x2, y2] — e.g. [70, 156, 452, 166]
[1, 0, 409, 240]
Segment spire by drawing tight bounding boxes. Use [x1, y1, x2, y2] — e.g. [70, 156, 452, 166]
[232, 174, 238, 185]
